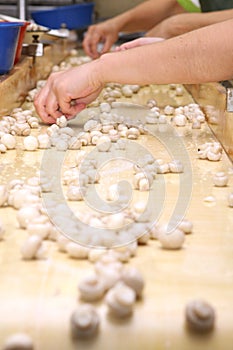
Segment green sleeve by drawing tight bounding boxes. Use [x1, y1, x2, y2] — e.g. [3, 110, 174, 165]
[176, 0, 201, 12]
[199, 0, 233, 12]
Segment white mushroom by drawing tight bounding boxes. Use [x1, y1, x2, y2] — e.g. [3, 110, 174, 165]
[1, 133, 16, 149]
[23, 136, 38, 151]
[78, 273, 106, 301]
[21, 235, 47, 260]
[212, 172, 229, 187]
[121, 267, 144, 298]
[126, 127, 140, 140]
[185, 299, 215, 333]
[16, 206, 41, 229]
[173, 114, 187, 127]
[56, 115, 68, 128]
[164, 105, 174, 115]
[0, 218, 5, 240]
[96, 135, 111, 152]
[228, 193, 233, 207]
[66, 242, 89, 259]
[0, 143, 7, 152]
[2, 333, 34, 350]
[55, 139, 68, 151]
[158, 226, 185, 249]
[105, 282, 136, 318]
[66, 185, 86, 201]
[169, 160, 184, 173]
[70, 304, 100, 339]
[178, 219, 193, 234]
[37, 134, 51, 149]
[0, 184, 8, 206]
[99, 102, 111, 113]
[175, 86, 184, 96]
[27, 222, 52, 240]
[121, 85, 133, 98]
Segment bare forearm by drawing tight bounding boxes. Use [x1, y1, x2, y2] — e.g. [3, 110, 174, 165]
[108, 0, 185, 33]
[146, 9, 233, 38]
[98, 20, 233, 85]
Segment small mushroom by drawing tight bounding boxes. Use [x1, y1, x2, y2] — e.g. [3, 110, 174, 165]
[178, 219, 193, 234]
[212, 172, 228, 187]
[78, 273, 106, 301]
[228, 193, 233, 207]
[37, 134, 51, 149]
[164, 105, 174, 115]
[0, 184, 8, 206]
[56, 115, 68, 128]
[21, 235, 47, 260]
[96, 135, 111, 152]
[1, 133, 16, 149]
[23, 136, 38, 151]
[169, 160, 184, 173]
[158, 226, 185, 250]
[173, 114, 187, 127]
[70, 304, 100, 339]
[2, 333, 34, 350]
[185, 299, 215, 333]
[105, 282, 136, 318]
[16, 206, 41, 229]
[0, 218, 5, 240]
[121, 267, 144, 298]
[66, 242, 90, 259]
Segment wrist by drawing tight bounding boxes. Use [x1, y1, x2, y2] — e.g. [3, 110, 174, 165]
[90, 56, 109, 88]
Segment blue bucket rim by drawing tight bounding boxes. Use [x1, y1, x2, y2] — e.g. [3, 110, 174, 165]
[31, 2, 94, 15]
[0, 22, 24, 27]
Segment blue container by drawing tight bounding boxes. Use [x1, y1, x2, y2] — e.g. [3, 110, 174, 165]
[31, 3, 94, 30]
[0, 22, 23, 75]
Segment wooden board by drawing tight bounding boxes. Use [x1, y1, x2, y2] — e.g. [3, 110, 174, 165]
[0, 84, 233, 350]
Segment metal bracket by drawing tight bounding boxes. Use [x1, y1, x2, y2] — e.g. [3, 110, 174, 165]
[226, 87, 233, 113]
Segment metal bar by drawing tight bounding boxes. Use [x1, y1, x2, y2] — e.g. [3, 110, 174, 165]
[17, 0, 28, 20]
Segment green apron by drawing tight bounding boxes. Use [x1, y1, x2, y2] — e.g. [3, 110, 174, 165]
[177, 0, 233, 12]
[199, 0, 233, 12]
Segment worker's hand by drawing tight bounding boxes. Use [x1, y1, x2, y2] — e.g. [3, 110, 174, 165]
[82, 20, 119, 59]
[34, 62, 104, 124]
[115, 37, 164, 51]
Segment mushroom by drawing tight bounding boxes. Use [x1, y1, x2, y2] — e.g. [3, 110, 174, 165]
[16, 206, 41, 229]
[0, 219, 5, 240]
[56, 115, 68, 128]
[158, 226, 185, 249]
[70, 304, 100, 339]
[1, 133, 16, 149]
[169, 160, 184, 173]
[21, 235, 47, 260]
[0, 184, 8, 207]
[212, 172, 229, 187]
[178, 219, 193, 234]
[23, 136, 38, 151]
[173, 114, 187, 127]
[66, 242, 90, 259]
[78, 273, 106, 301]
[228, 193, 233, 207]
[96, 135, 111, 152]
[185, 299, 215, 333]
[105, 282, 136, 318]
[2, 333, 34, 350]
[121, 267, 144, 298]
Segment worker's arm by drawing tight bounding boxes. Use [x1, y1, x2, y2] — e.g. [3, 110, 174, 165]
[82, 0, 185, 58]
[35, 19, 233, 123]
[146, 8, 233, 38]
